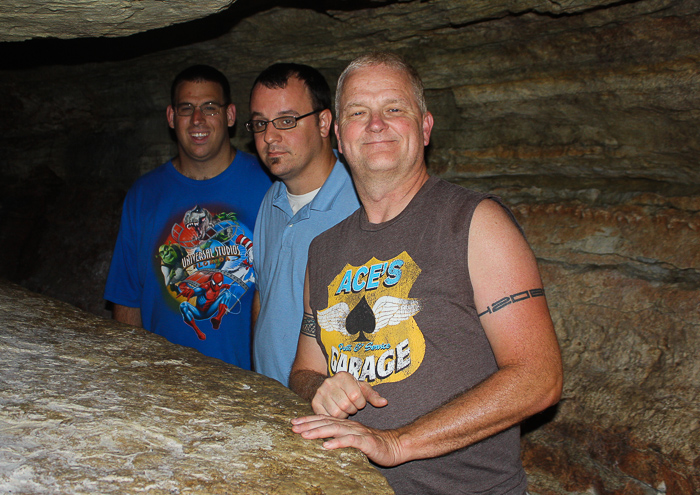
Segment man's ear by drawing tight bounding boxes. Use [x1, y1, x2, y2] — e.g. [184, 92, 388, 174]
[318, 108, 333, 138]
[226, 104, 237, 128]
[334, 121, 343, 154]
[166, 105, 176, 129]
[422, 111, 434, 146]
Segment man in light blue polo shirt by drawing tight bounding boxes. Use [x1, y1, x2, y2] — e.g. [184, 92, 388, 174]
[248, 63, 360, 386]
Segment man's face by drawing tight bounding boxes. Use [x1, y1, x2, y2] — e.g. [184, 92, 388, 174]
[249, 77, 330, 183]
[335, 65, 432, 181]
[167, 80, 236, 164]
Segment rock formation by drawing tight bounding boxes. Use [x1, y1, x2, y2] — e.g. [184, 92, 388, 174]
[0, 0, 698, 493]
[0, 0, 237, 42]
[0, 283, 393, 494]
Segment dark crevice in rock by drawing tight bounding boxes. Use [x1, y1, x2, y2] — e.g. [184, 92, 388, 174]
[0, 167, 125, 316]
[0, 0, 406, 69]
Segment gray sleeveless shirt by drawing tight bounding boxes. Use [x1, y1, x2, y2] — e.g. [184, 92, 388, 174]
[307, 176, 527, 495]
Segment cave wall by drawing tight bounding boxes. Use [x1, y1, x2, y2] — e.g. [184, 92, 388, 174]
[0, 0, 698, 493]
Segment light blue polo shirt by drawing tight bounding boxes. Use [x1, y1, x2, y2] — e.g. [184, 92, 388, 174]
[253, 156, 360, 385]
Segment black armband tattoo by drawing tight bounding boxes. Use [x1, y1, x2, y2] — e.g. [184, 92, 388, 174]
[300, 312, 318, 338]
[478, 288, 545, 318]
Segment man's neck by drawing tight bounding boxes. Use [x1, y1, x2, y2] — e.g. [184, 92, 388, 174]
[173, 147, 235, 181]
[284, 146, 336, 196]
[357, 167, 430, 224]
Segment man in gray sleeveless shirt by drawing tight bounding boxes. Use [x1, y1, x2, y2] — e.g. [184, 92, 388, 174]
[289, 52, 563, 494]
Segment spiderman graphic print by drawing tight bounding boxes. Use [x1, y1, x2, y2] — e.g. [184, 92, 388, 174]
[156, 205, 255, 342]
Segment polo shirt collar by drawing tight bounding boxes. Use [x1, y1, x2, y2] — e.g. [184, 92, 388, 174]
[271, 153, 351, 218]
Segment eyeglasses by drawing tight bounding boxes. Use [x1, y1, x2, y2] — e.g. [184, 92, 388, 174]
[245, 109, 322, 133]
[175, 102, 225, 117]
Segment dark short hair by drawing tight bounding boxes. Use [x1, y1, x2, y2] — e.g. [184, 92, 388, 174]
[251, 63, 331, 114]
[171, 65, 232, 107]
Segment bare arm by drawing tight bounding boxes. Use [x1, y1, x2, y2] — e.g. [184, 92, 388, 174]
[289, 269, 387, 418]
[251, 290, 261, 329]
[292, 199, 562, 466]
[113, 304, 142, 327]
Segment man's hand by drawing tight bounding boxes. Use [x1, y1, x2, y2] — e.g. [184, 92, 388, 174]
[291, 415, 405, 467]
[311, 371, 388, 418]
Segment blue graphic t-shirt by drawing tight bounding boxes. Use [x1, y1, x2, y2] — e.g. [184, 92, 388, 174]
[104, 151, 272, 368]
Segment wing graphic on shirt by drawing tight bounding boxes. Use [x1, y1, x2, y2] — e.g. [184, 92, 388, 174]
[317, 302, 351, 335]
[318, 296, 421, 336]
[373, 296, 422, 331]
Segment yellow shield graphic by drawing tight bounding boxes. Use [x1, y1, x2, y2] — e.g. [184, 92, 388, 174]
[318, 251, 425, 384]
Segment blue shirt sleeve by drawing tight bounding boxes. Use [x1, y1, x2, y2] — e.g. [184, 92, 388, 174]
[104, 187, 143, 308]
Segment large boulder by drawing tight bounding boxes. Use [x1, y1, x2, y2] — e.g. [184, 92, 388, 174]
[0, 282, 393, 494]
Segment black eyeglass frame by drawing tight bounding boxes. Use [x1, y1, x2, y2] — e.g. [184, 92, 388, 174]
[174, 102, 226, 117]
[245, 109, 323, 133]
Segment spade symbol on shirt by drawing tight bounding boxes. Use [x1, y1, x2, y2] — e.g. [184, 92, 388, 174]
[317, 295, 422, 340]
[346, 296, 376, 342]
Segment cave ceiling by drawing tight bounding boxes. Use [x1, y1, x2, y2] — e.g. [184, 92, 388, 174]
[1, 0, 622, 43]
[0, 0, 237, 42]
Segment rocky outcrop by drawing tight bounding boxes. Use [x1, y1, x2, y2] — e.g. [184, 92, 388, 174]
[513, 199, 700, 494]
[0, 282, 393, 494]
[0, 0, 236, 42]
[0, 0, 698, 493]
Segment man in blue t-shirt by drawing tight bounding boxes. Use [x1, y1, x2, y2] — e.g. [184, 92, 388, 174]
[104, 65, 272, 368]
[248, 63, 360, 386]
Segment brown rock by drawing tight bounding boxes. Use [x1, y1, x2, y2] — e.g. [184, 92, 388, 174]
[0, 282, 393, 494]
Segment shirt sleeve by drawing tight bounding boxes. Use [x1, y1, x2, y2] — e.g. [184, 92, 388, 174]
[104, 188, 143, 308]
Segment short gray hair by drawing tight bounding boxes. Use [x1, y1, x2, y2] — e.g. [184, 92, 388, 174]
[335, 52, 427, 118]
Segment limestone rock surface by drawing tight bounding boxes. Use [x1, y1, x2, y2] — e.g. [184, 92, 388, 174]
[513, 200, 700, 494]
[0, 283, 393, 494]
[0, 0, 236, 42]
